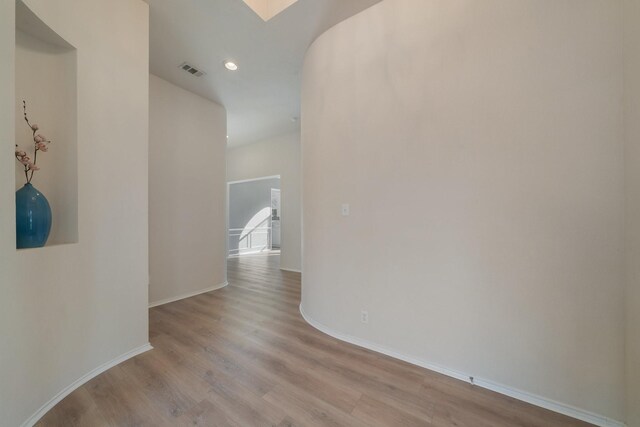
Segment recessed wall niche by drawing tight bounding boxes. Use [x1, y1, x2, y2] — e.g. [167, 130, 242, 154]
[242, 0, 300, 21]
[15, 0, 78, 247]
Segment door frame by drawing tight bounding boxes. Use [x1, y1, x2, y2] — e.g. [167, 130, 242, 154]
[226, 175, 282, 259]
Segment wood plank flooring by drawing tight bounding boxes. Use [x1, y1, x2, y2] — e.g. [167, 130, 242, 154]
[37, 254, 591, 426]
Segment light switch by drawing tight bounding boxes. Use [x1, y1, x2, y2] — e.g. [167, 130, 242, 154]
[341, 203, 350, 216]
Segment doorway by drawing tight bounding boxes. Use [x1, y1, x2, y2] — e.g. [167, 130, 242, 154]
[228, 175, 281, 258]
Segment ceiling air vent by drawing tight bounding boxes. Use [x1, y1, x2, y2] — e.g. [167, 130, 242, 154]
[179, 62, 206, 77]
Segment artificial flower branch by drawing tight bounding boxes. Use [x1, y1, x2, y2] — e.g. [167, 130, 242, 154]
[15, 100, 51, 184]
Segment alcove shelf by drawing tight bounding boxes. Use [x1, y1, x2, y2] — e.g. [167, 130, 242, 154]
[15, 0, 78, 249]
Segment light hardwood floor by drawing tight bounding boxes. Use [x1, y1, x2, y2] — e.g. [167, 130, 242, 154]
[37, 254, 591, 426]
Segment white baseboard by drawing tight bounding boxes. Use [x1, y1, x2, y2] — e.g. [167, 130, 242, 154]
[280, 267, 302, 273]
[299, 304, 625, 427]
[149, 281, 228, 308]
[21, 343, 153, 427]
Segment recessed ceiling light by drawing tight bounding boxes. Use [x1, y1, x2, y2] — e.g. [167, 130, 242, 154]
[224, 61, 238, 71]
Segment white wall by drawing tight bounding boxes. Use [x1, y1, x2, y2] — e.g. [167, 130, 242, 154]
[301, 0, 625, 423]
[149, 74, 227, 306]
[0, 1, 149, 426]
[227, 133, 302, 271]
[624, 1, 640, 425]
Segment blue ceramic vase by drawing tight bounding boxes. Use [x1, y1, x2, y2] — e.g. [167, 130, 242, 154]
[16, 183, 52, 249]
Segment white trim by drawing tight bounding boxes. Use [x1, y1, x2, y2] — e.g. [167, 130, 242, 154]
[280, 267, 302, 273]
[21, 343, 153, 427]
[149, 281, 228, 308]
[229, 227, 271, 232]
[227, 175, 281, 185]
[228, 251, 280, 259]
[298, 304, 626, 427]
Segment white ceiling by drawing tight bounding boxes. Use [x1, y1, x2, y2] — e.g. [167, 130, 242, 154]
[148, 0, 382, 147]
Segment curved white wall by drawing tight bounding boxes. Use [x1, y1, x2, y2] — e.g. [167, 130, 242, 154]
[301, 0, 626, 423]
[0, 1, 150, 426]
[624, 1, 640, 425]
[149, 74, 228, 306]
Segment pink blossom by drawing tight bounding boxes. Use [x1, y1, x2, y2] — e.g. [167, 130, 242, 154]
[18, 103, 52, 180]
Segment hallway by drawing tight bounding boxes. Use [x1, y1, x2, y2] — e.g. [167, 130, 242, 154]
[38, 255, 589, 426]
